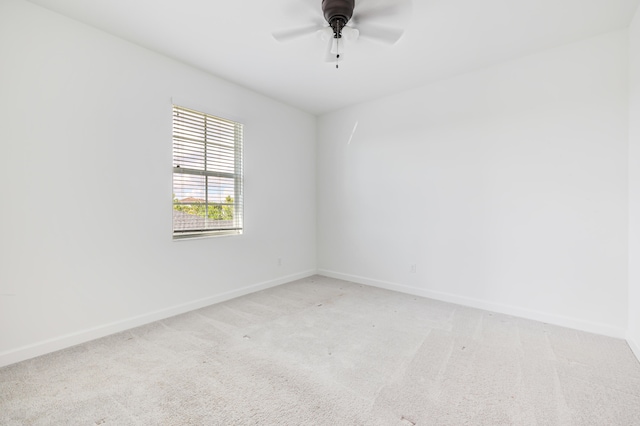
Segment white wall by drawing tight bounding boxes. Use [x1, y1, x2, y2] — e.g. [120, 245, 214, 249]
[0, 0, 316, 367]
[318, 31, 629, 337]
[629, 5, 640, 361]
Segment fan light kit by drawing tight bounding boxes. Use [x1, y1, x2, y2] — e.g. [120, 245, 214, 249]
[321, 0, 357, 67]
[273, 0, 410, 68]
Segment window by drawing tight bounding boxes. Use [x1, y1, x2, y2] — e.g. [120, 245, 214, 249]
[172, 105, 243, 239]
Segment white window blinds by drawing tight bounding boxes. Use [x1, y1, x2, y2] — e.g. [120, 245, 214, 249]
[172, 105, 243, 238]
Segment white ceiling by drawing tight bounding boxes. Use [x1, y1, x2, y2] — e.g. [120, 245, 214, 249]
[27, 0, 640, 115]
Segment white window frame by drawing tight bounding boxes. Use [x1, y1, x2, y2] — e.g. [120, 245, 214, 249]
[172, 105, 243, 239]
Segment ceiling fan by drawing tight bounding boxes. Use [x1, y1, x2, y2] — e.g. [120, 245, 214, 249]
[272, 0, 411, 67]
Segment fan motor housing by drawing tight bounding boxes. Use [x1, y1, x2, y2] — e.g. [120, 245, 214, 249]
[322, 0, 355, 24]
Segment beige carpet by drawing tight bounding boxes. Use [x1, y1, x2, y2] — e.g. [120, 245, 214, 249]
[1, 275, 639, 425]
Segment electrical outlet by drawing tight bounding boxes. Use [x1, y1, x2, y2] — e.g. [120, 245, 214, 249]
[410, 264, 417, 273]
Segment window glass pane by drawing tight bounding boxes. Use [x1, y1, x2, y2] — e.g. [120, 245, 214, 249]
[172, 105, 243, 238]
[207, 177, 235, 203]
[173, 173, 206, 202]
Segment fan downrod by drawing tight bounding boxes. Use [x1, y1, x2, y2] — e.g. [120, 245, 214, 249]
[322, 0, 355, 38]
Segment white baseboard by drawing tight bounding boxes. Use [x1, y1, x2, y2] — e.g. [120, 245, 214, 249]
[318, 269, 627, 339]
[0, 270, 316, 368]
[628, 335, 640, 364]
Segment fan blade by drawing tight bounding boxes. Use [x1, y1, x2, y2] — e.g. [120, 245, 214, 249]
[357, 24, 404, 44]
[272, 25, 321, 42]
